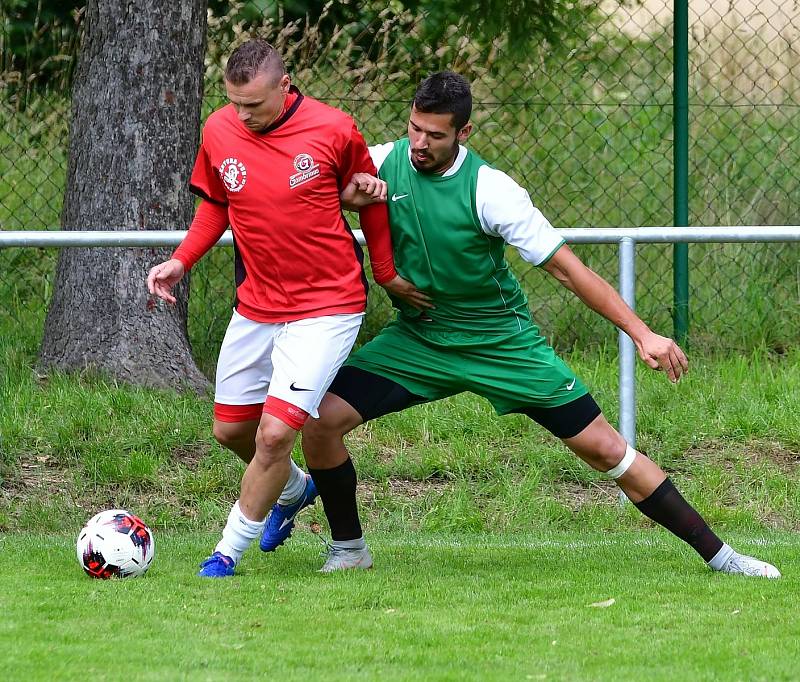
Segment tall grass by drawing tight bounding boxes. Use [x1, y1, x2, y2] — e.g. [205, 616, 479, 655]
[2, 297, 799, 534]
[0, 1, 82, 111]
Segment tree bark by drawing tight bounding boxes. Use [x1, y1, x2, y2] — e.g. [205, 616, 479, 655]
[39, 0, 210, 392]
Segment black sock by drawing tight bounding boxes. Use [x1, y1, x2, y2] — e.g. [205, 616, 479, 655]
[633, 478, 724, 562]
[308, 458, 363, 542]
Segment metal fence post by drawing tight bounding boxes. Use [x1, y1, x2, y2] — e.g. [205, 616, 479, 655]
[673, 0, 690, 344]
[618, 236, 637, 504]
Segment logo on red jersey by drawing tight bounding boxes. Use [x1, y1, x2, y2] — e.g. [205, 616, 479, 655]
[289, 153, 320, 189]
[219, 157, 247, 192]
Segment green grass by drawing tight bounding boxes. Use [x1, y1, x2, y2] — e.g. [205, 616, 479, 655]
[2, 247, 796, 682]
[1, 531, 797, 681]
[2, 299, 799, 534]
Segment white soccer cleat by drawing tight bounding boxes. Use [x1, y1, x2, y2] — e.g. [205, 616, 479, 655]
[319, 545, 374, 573]
[717, 552, 781, 579]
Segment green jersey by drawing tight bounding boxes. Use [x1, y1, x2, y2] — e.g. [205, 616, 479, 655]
[345, 140, 587, 412]
[373, 138, 564, 334]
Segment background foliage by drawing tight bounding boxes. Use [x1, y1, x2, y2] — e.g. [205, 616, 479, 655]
[0, 0, 798, 374]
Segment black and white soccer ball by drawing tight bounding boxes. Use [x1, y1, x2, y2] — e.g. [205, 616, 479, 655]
[76, 509, 155, 579]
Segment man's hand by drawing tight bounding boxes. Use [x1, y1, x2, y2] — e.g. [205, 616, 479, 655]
[381, 275, 434, 311]
[634, 331, 688, 383]
[340, 173, 388, 209]
[146, 258, 185, 305]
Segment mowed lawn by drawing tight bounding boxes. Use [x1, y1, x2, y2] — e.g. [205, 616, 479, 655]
[2, 330, 799, 680]
[1, 530, 798, 682]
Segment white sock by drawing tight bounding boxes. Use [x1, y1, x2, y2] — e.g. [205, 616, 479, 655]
[707, 542, 735, 570]
[215, 500, 266, 564]
[277, 460, 307, 506]
[332, 536, 366, 551]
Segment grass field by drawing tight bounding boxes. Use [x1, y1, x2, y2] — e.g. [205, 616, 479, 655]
[2, 531, 798, 681]
[2, 325, 799, 533]
[4, 288, 798, 677]
[3, 320, 797, 680]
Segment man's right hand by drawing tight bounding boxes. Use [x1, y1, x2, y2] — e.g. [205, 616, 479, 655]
[146, 258, 185, 305]
[340, 172, 388, 209]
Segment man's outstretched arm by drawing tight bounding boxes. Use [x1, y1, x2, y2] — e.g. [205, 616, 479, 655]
[542, 245, 688, 382]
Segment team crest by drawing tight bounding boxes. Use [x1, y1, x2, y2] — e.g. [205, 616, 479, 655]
[219, 157, 247, 192]
[289, 153, 320, 189]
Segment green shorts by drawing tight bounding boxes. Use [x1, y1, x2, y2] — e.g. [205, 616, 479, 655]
[346, 320, 588, 415]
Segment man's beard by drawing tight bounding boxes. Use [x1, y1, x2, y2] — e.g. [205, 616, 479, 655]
[410, 142, 459, 174]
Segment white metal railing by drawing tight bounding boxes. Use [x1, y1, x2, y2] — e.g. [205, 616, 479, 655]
[4, 225, 800, 248]
[2, 226, 799, 457]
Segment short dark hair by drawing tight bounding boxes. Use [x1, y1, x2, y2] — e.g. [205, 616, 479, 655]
[225, 39, 285, 85]
[412, 71, 472, 130]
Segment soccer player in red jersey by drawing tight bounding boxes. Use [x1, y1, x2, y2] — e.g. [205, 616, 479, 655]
[147, 40, 423, 577]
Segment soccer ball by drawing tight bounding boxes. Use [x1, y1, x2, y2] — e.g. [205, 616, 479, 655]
[76, 509, 155, 579]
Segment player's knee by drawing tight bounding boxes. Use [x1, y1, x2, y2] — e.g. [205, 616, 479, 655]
[603, 443, 638, 478]
[254, 423, 295, 465]
[575, 430, 629, 472]
[596, 439, 628, 471]
[303, 414, 341, 446]
[213, 420, 246, 450]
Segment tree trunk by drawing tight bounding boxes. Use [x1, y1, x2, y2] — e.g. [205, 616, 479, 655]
[39, 0, 210, 392]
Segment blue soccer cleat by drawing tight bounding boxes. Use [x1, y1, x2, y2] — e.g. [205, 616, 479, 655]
[198, 551, 236, 578]
[259, 475, 318, 552]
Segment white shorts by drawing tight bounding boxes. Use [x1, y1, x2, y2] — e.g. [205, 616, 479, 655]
[214, 309, 363, 426]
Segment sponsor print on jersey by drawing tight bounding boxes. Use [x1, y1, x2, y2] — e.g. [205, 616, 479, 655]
[289, 153, 320, 189]
[219, 157, 247, 192]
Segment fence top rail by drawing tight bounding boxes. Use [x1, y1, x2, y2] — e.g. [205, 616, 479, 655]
[1, 226, 800, 248]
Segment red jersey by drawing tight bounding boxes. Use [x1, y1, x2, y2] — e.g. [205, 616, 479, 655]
[174, 87, 395, 323]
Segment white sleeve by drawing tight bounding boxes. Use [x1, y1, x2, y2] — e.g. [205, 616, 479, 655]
[368, 142, 395, 172]
[475, 165, 565, 266]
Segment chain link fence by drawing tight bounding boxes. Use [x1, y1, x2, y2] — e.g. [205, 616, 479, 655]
[1, 1, 798, 373]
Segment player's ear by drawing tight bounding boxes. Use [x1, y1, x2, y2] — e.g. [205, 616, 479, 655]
[457, 122, 472, 143]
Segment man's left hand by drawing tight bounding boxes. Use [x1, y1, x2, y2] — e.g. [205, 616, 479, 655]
[381, 275, 434, 311]
[635, 331, 688, 382]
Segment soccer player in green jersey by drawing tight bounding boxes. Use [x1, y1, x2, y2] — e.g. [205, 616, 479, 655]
[261, 71, 780, 578]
